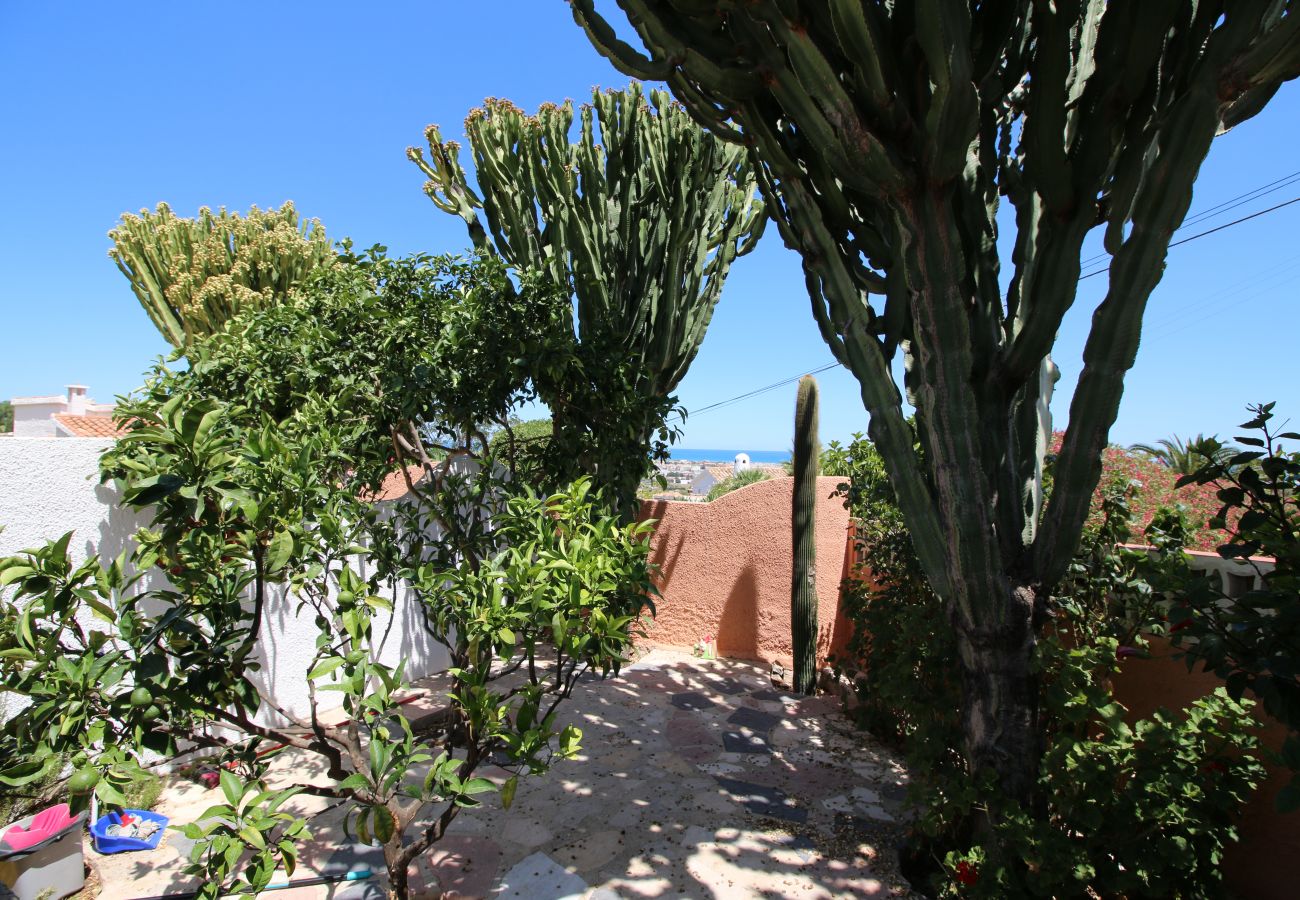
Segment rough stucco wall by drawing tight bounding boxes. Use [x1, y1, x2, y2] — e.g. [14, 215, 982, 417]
[0, 438, 449, 724]
[639, 476, 851, 668]
[1112, 637, 1299, 900]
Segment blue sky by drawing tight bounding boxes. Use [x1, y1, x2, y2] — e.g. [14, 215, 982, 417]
[2, 2, 1297, 451]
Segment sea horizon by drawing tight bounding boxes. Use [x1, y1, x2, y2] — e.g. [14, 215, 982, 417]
[669, 448, 791, 464]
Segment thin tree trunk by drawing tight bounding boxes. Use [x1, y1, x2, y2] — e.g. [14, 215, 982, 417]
[384, 834, 410, 900]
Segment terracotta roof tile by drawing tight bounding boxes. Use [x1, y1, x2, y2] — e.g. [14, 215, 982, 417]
[367, 465, 428, 502]
[52, 414, 125, 438]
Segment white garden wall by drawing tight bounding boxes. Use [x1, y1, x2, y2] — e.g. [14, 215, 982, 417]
[0, 437, 450, 725]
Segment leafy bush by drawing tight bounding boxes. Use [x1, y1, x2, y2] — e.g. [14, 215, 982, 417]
[834, 436, 1264, 897]
[122, 768, 163, 811]
[944, 688, 1261, 898]
[1155, 403, 1300, 810]
[488, 418, 554, 485]
[705, 467, 770, 501]
[1049, 433, 1229, 552]
[0, 249, 655, 900]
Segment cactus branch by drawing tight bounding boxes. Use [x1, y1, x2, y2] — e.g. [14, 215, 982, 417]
[413, 83, 765, 516]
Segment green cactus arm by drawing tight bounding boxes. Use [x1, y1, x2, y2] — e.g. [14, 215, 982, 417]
[1037, 68, 1223, 585]
[567, 0, 669, 81]
[1217, 2, 1300, 129]
[108, 202, 335, 348]
[411, 82, 763, 513]
[406, 132, 492, 254]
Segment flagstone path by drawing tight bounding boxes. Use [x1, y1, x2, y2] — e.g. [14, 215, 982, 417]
[85, 649, 914, 899]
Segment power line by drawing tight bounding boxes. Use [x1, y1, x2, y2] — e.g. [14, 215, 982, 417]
[681, 185, 1300, 421]
[1078, 168, 1300, 271]
[1144, 263, 1300, 345]
[1180, 170, 1300, 228]
[676, 361, 839, 421]
[1168, 195, 1300, 249]
[1078, 194, 1300, 280]
[1142, 249, 1300, 335]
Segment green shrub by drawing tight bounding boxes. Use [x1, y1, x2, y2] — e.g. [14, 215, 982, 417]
[1158, 403, 1300, 811]
[488, 418, 553, 485]
[705, 467, 770, 501]
[835, 436, 1265, 897]
[122, 768, 163, 811]
[0, 755, 66, 826]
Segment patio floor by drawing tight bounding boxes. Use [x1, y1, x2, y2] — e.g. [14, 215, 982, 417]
[87, 649, 915, 899]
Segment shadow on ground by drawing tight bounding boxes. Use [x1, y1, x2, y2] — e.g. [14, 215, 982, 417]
[88, 650, 914, 900]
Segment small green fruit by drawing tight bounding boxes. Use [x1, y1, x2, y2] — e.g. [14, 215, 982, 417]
[130, 686, 152, 708]
[67, 768, 100, 794]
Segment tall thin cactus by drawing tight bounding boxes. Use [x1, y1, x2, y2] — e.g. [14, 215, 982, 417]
[791, 375, 819, 695]
[408, 83, 765, 517]
[109, 202, 336, 348]
[571, 0, 1300, 814]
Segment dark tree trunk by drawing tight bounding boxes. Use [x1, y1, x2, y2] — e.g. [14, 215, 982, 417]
[383, 835, 409, 900]
[953, 582, 1041, 816]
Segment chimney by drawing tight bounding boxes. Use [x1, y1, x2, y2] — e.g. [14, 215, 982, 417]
[66, 385, 88, 416]
[733, 452, 751, 475]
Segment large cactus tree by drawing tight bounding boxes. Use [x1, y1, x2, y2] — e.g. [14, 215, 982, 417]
[408, 83, 765, 517]
[109, 202, 336, 348]
[570, 0, 1300, 812]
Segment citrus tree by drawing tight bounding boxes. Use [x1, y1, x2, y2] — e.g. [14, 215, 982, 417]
[0, 250, 656, 898]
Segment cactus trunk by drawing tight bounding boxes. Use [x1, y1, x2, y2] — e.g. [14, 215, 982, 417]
[791, 376, 819, 695]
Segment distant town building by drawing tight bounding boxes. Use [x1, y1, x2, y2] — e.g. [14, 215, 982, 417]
[8, 385, 121, 437]
[690, 454, 785, 496]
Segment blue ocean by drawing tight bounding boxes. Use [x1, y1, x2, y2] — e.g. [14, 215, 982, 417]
[670, 448, 790, 464]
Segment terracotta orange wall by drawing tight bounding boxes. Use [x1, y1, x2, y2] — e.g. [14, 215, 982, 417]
[1112, 637, 1299, 900]
[638, 476, 852, 668]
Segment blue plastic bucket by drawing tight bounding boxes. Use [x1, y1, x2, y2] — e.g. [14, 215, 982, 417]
[89, 810, 169, 855]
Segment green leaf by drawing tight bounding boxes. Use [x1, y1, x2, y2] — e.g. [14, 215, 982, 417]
[337, 773, 371, 792]
[218, 769, 242, 806]
[460, 777, 497, 795]
[307, 657, 345, 680]
[372, 806, 394, 844]
[0, 565, 36, 587]
[501, 775, 518, 810]
[266, 530, 293, 572]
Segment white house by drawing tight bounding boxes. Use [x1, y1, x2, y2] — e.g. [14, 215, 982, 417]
[690, 453, 784, 496]
[9, 385, 120, 437]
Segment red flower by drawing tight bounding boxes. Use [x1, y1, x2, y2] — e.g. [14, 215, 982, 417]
[955, 860, 979, 886]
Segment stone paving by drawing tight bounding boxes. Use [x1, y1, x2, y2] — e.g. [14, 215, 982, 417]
[85, 650, 914, 899]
